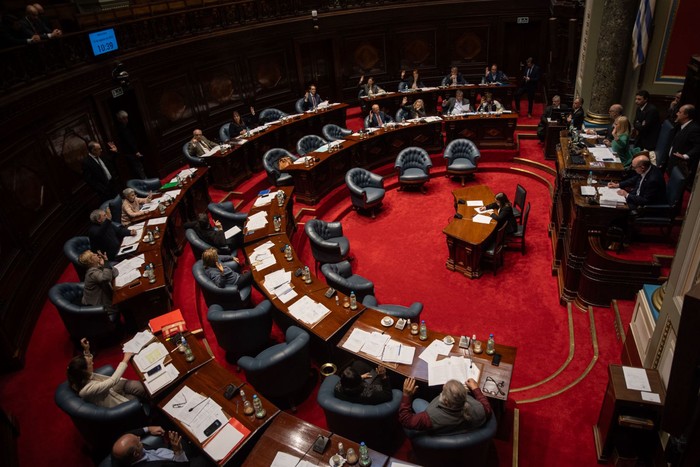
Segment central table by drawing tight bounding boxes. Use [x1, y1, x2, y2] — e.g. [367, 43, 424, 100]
[443, 185, 498, 279]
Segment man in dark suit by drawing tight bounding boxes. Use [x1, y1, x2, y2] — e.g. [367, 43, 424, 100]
[633, 90, 661, 151]
[302, 84, 322, 111]
[82, 141, 120, 202]
[514, 57, 540, 118]
[669, 104, 700, 185]
[115, 110, 147, 180]
[442, 66, 467, 86]
[88, 208, 135, 261]
[484, 64, 508, 84]
[567, 97, 585, 130]
[537, 95, 568, 141]
[608, 155, 666, 209]
[367, 104, 391, 128]
[111, 426, 190, 466]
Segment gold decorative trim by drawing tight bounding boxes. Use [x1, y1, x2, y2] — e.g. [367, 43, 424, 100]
[652, 317, 672, 369]
[585, 110, 611, 125]
[612, 300, 625, 343]
[513, 157, 557, 176]
[511, 303, 575, 392]
[516, 306, 599, 404]
[513, 407, 520, 467]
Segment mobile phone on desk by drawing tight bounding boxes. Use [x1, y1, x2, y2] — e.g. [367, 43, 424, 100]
[146, 364, 162, 376]
[491, 353, 502, 366]
[203, 419, 222, 437]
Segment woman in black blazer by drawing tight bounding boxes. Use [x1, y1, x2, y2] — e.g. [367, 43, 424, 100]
[479, 192, 517, 234]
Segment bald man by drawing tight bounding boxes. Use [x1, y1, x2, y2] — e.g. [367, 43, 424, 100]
[187, 129, 216, 157]
[112, 426, 188, 466]
[607, 155, 666, 209]
[367, 104, 391, 128]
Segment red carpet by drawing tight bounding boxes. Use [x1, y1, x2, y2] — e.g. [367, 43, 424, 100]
[0, 106, 674, 466]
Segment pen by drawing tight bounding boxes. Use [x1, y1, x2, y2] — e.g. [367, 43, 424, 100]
[398, 344, 401, 356]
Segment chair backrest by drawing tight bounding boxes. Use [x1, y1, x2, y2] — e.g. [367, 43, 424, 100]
[396, 108, 408, 122]
[345, 167, 374, 191]
[444, 138, 480, 164]
[207, 301, 272, 359]
[207, 201, 247, 231]
[364, 114, 372, 129]
[219, 122, 231, 142]
[263, 148, 295, 185]
[107, 195, 123, 225]
[666, 165, 686, 210]
[192, 260, 250, 309]
[295, 98, 306, 114]
[296, 135, 327, 156]
[654, 119, 675, 168]
[182, 141, 206, 167]
[126, 178, 161, 197]
[322, 124, 352, 141]
[514, 184, 527, 212]
[259, 108, 288, 123]
[185, 228, 213, 259]
[493, 221, 508, 252]
[520, 202, 531, 234]
[396, 147, 432, 172]
[63, 236, 91, 281]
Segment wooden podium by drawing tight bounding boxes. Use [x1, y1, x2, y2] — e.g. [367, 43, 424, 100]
[593, 364, 665, 463]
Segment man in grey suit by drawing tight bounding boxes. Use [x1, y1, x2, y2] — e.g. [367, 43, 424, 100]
[187, 129, 216, 157]
[442, 90, 471, 116]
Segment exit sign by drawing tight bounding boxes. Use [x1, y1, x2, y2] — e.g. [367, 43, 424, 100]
[111, 87, 124, 98]
[517, 17, 529, 24]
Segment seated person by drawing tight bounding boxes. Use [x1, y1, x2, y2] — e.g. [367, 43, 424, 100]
[187, 129, 216, 157]
[400, 97, 427, 119]
[67, 338, 146, 408]
[604, 116, 637, 169]
[358, 75, 385, 98]
[566, 97, 585, 130]
[442, 66, 467, 86]
[88, 208, 137, 261]
[484, 64, 508, 84]
[443, 90, 471, 116]
[537, 95, 569, 141]
[184, 213, 236, 250]
[367, 104, 392, 128]
[302, 84, 322, 110]
[587, 104, 624, 137]
[121, 187, 152, 226]
[244, 105, 260, 129]
[607, 155, 666, 209]
[479, 192, 517, 234]
[79, 250, 118, 309]
[400, 69, 424, 91]
[334, 361, 392, 405]
[399, 377, 491, 434]
[476, 92, 504, 113]
[229, 111, 248, 137]
[112, 426, 189, 465]
[202, 247, 252, 289]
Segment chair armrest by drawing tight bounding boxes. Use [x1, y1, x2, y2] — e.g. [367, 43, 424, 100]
[335, 260, 353, 277]
[362, 295, 379, 307]
[325, 222, 343, 238]
[368, 172, 384, 187]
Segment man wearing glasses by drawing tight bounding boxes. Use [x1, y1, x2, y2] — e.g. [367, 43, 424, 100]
[607, 155, 666, 209]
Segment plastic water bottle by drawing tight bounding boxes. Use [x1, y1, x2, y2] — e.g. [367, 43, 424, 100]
[486, 333, 495, 355]
[240, 389, 254, 415]
[284, 244, 293, 261]
[253, 394, 266, 418]
[349, 291, 357, 310]
[587, 171, 593, 186]
[146, 263, 156, 283]
[303, 265, 312, 284]
[181, 336, 195, 362]
[359, 442, 371, 466]
[419, 320, 427, 341]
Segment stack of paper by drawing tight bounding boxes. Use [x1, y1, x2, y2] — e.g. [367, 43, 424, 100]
[133, 341, 168, 372]
[382, 339, 416, 365]
[144, 364, 179, 394]
[245, 211, 269, 231]
[428, 356, 481, 386]
[287, 295, 331, 326]
[472, 213, 493, 224]
[424, 116, 443, 122]
[589, 147, 619, 162]
[418, 339, 453, 363]
[200, 146, 221, 158]
[342, 328, 370, 352]
[597, 187, 627, 207]
[360, 332, 391, 358]
[249, 240, 277, 271]
[253, 194, 273, 208]
[203, 419, 250, 462]
[269, 451, 317, 467]
[263, 269, 297, 303]
[113, 254, 146, 288]
[164, 386, 228, 443]
[122, 330, 155, 353]
[147, 217, 167, 226]
[466, 200, 484, 207]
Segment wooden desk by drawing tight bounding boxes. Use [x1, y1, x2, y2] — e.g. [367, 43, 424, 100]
[443, 113, 518, 149]
[443, 185, 497, 279]
[206, 104, 348, 190]
[543, 121, 567, 160]
[242, 411, 389, 467]
[285, 120, 443, 205]
[360, 84, 516, 114]
[337, 308, 516, 402]
[158, 360, 279, 466]
[243, 186, 295, 245]
[130, 331, 214, 398]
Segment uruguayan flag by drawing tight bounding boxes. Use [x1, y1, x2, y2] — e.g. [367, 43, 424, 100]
[632, 0, 656, 69]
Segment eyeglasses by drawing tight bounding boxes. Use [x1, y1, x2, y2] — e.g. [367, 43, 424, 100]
[481, 376, 506, 396]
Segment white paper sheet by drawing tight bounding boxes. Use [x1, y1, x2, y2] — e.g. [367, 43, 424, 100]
[144, 364, 179, 395]
[287, 295, 331, 326]
[133, 341, 168, 372]
[224, 225, 242, 239]
[466, 200, 484, 207]
[360, 332, 391, 358]
[472, 214, 493, 224]
[622, 366, 651, 392]
[203, 422, 246, 462]
[641, 392, 661, 403]
[114, 268, 142, 288]
[342, 328, 370, 353]
[418, 339, 453, 363]
[580, 186, 596, 196]
[253, 195, 273, 208]
[428, 356, 481, 386]
[122, 330, 155, 353]
[269, 451, 317, 467]
[382, 340, 416, 365]
[245, 211, 268, 230]
[147, 216, 168, 226]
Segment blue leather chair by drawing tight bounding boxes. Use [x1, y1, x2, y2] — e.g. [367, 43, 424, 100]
[55, 365, 149, 453]
[321, 261, 374, 302]
[219, 122, 231, 142]
[322, 124, 352, 141]
[296, 135, 327, 156]
[295, 98, 306, 114]
[444, 139, 480, 186]
[395, 147, 432, 192]
[64, 236, 91, 281]
[49, 282, 119, 344]
[263, 148, 297, 187]
[362, 294, 423, 321]
[345, 168, 385, 218]
[396, 108, 409, 122]
[103, 194, 123, 226]
[404, 401, 498, 467]
[182, 141, 207, 168]
[126, 178, 161, 197]
[185, 228, 233, 260]
[238, 326, 311, 405]
[192, 259, 251, 310]
[208, 300, 273, 361]
[655, 119, 675, 169]
[305, 219, 351, 273]
[317, 374, 403, 452]
[208, 201, 247, 247]
[259, 108, 288, 123]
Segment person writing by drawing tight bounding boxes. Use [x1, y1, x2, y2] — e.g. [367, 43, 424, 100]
[67, 338, 146, 408]
[478, 192, 517, 234]
[334, 362, 393, 405]
[202, 247, 252, 289]
[121, 187, 152, 226]
[607, 155, 666, 209]
[399, 377, 491, 434]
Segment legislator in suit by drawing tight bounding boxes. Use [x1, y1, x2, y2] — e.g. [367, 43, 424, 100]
[367, 104, 392, 128]
[514, 57, 541, 117]
[668, 104, 700, 185]
[484, 64, 508, 84]
[399, 69, 424, 91]
[442, 90, 471, 115]
[83, 142, 120, 202]
[112, 427, 190, 466]
[441, 67, 467, 86]
[115, 110, 147, 179]
[567, 97, 585, 130]
[88, 209, 133, 261]
[187, 129, 216, 157]
[633, 90, 661, 151]
[616, 156, 666, 209]
[302, 85, 323, 110]
[537, 96, 569, 141]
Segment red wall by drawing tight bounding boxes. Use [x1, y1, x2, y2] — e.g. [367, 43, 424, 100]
[662, 0, 700, 78]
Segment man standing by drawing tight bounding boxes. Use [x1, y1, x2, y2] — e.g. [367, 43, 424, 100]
[514, 57, 540, 118]
[537, 95, 568, 141]
[20, 4, 61, 41]
[88, 209, 136, 261]
[115, 110, 147, 179]
[669, 104, 700, 185]
[633, 90, 661, 151]
[187, 129, 216, 157]
[484, 64, 508, 84]
[82, 141, 119, 202]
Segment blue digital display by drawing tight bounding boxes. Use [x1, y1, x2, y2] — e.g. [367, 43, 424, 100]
[89, 29, 118, 57]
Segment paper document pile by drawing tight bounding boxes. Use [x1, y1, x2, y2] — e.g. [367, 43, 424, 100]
[428, 356, 481, 386]
[341, 328, 416, 365]
[287, 295, 331, 327]
[249, 240, 277, 271]
[164, 386, 229, 443]
[245, 211, 269, 231]
[113, 254, 146, 288]
[597, 187, 627, 207]
[263, 268, 297, 303]
[472, 213, 493, 224]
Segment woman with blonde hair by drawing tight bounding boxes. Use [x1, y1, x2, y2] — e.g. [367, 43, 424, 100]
[605, 116, 636, 169]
